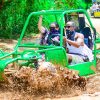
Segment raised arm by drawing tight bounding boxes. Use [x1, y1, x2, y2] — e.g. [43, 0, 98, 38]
[38, 15, 46, 33]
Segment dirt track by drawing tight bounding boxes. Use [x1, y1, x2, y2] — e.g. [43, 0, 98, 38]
[91, 17, 100, 33]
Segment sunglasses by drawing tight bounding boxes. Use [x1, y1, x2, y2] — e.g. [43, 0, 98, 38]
[50, 27, 56, 30]
[50, 26, 56, 28]
[65, 26, 71, 28]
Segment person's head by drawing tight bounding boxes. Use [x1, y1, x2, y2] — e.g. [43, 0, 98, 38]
[49, 22, 59, 32]
[65, 21, 76, 32]
[93, 2, 97, 5]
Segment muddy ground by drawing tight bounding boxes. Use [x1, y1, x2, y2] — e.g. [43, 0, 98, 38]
[0, 40, 100, 100]
[0, 17, 100, 100]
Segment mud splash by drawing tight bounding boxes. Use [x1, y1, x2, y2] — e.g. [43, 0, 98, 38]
[4, 62, 86, 97]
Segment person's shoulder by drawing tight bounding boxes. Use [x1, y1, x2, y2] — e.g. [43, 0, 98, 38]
[75, 32, 84, 36]
[75, 32, 84, 38]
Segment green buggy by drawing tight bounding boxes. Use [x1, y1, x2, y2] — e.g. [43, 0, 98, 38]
[0, 9, 100, 79]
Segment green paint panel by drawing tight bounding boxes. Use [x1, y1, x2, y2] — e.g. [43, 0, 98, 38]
[68, 61, 96, 76]
[45, 47, 68, 67]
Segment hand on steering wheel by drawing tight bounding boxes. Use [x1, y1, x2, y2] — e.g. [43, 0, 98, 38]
[48, 34, 60, 46]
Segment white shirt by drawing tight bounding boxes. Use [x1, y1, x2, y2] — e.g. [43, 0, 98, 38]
[67, 42, 93, 62]
[92, 4, 99, 11]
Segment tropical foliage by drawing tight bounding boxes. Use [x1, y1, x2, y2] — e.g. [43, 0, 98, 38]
[0, 0, 92, 38]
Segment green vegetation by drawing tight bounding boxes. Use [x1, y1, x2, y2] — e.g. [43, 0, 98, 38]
[0, 0, 92, 39]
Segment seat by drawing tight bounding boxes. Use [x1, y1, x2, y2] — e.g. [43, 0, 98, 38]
[81, 27, 93, 49]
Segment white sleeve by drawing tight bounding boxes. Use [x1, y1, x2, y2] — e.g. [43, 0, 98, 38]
[76, 38, 84, 46]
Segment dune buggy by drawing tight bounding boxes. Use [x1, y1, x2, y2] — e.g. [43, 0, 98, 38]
[0, 9, 100, 80]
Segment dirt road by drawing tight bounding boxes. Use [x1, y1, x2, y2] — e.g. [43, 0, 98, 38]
[91, 17, 100, 33]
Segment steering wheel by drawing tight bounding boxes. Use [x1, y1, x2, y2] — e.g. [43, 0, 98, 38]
[48, 34, 60, 46]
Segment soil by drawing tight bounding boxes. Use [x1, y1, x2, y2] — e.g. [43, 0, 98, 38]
[0, 17, 100, 100]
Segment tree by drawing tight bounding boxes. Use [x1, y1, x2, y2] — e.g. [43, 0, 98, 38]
[0, 0, 92, 38]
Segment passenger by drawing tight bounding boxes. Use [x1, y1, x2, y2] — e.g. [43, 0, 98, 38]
[92, 2, 99, 12]
[63, 21, 93, 64]
[38, 15, 60, 45]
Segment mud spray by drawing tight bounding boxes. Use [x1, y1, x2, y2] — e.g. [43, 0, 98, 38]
[1, 62, 86, 98]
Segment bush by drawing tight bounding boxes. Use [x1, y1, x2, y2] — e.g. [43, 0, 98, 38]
[0, 0, 89, 39]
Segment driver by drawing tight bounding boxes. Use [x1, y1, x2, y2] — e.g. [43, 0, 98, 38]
[38, 15, 60, 45]
[63, 21, 93, 64]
